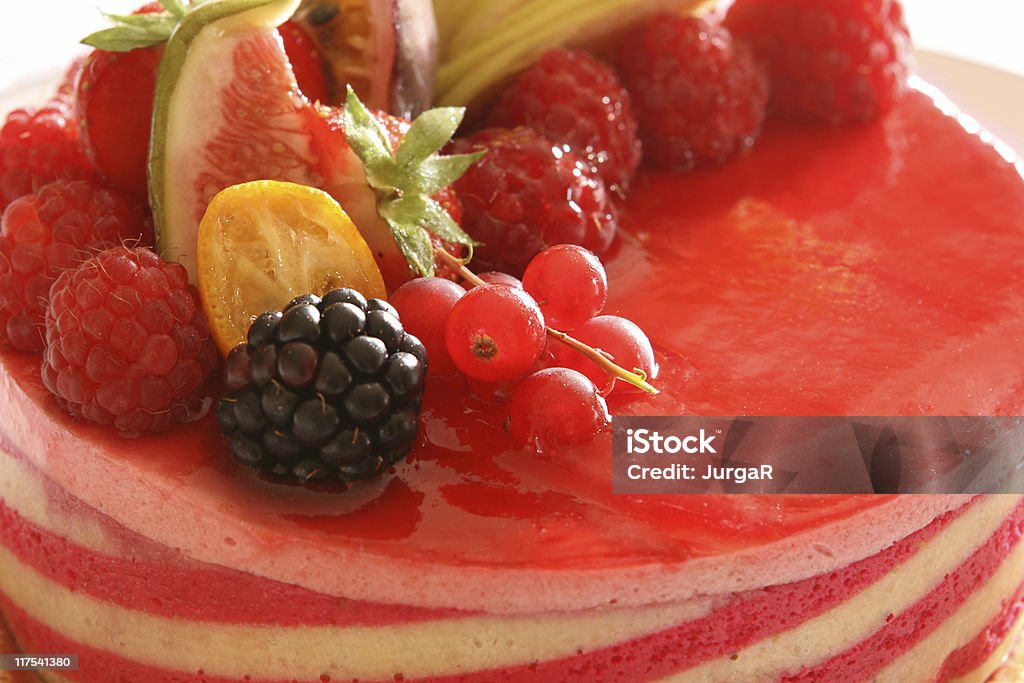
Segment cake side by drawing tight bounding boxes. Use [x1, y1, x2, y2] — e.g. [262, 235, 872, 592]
[0, 443, 1021, 681]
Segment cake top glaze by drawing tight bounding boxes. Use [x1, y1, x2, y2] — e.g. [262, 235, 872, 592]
[2, 77, 1022, 610]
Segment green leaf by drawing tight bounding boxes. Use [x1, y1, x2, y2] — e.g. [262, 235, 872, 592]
[395, 107, 466, 168]
[413, 151, 484, 197]
[419, 198, 477, 247]
[101, 11, 177, 30]
[81, 25, 173, 51]
[82, 10, 178, 51]
[343, 86, 397, 179]
[342, 87, 482, 275]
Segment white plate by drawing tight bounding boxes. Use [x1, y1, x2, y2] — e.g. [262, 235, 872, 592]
[0, 51, 1021, 158]
[915, 50, 1024, 157]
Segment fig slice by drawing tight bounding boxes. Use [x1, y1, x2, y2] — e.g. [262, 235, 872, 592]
[149, 0, 360, 282]
[292, 0, 438, 118]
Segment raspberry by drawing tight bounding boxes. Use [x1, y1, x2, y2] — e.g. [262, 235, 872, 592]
[489, 49, 642, 193]
[618, 14, 769, 169]
[0, 179, 151, 352]
[41, 247, 219, 434]
[217, 290, 426, 486]
[0, 97, 94, 210]
[451, 127, 618, 276]
[725, 0, 912, 124]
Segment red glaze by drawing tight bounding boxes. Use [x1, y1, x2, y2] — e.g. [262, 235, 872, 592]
[2, 88, 1023, 571]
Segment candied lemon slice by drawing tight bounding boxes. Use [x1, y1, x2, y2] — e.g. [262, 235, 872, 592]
[197, 180, 387, 354]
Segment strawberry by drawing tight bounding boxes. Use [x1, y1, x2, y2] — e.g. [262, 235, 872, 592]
[76, 45, 164, 197]
[313, 98, 477, 289]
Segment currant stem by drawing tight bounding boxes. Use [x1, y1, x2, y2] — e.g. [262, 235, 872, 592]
[434, 250, 659, 395]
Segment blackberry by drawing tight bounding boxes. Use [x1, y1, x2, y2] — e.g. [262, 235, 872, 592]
[216, 289, 427, 486]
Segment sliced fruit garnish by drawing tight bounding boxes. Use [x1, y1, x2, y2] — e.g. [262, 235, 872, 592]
[292, 0, 438, 117]
[148, 0, 477, 290]
[150, 0, 342, 281]
[433, 0, 714, 111]
[197, 180, 386, 354]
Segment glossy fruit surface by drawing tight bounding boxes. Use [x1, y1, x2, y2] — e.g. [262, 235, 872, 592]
[75, 1, 164, 197]
[196, 180, 386, 355]
[445, 284, 546, 382]
[490, 49, 641, 192]
[554, 315, 657, 393]
[452, 127, 618, 275]
[509, 368, 610, 451]
[523, 244, 607, 331]
[391, 277, 465, 375]
[0, 97, 93, 211]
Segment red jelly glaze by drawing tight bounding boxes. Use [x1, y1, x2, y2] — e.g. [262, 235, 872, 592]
[3, 87, 1024, 571]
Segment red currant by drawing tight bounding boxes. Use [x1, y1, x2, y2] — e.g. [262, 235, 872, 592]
[554, 315, 657, 393]
[445, 284, 546, 382]
[390, 277, 465, 375]
[464, 271, 524, 289]
[522, 245, 607, 330]
[509, 368, 611, 451]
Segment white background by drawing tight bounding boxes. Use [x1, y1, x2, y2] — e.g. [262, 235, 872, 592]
[0, 0, 1020, 138]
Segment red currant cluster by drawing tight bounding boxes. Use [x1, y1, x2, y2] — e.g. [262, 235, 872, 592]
[391, 244, 657, 452]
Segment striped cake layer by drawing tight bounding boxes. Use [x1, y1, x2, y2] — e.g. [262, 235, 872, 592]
[1, 443, 1022, 682]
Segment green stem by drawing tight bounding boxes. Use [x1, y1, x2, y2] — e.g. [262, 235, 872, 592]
[434, 250, 659, 396]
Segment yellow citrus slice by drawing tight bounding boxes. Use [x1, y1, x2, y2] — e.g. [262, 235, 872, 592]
[197, 180, 387, 354]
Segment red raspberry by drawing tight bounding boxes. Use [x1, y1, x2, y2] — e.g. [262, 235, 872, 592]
[452, 127, 618, 276]
[42, 247, 219, 434]
[618, 14, 769, 169]
[489, 49, 642, 193]
[0, 179, 151, 352]
[0, 97, 94, 211]
[725, 0, 911, 124]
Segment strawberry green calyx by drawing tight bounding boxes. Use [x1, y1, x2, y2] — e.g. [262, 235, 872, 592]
[81, 0, 196, 52]
[342, 86, 483, 278]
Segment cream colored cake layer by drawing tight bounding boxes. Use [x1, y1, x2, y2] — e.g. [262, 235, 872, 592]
[653, 494, 1024, 682]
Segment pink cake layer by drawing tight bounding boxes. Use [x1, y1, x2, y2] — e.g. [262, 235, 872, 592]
[1, 443, 1023, 681]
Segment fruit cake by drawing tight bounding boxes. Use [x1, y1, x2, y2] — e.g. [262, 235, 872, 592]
[1, 0, 1023, 681]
